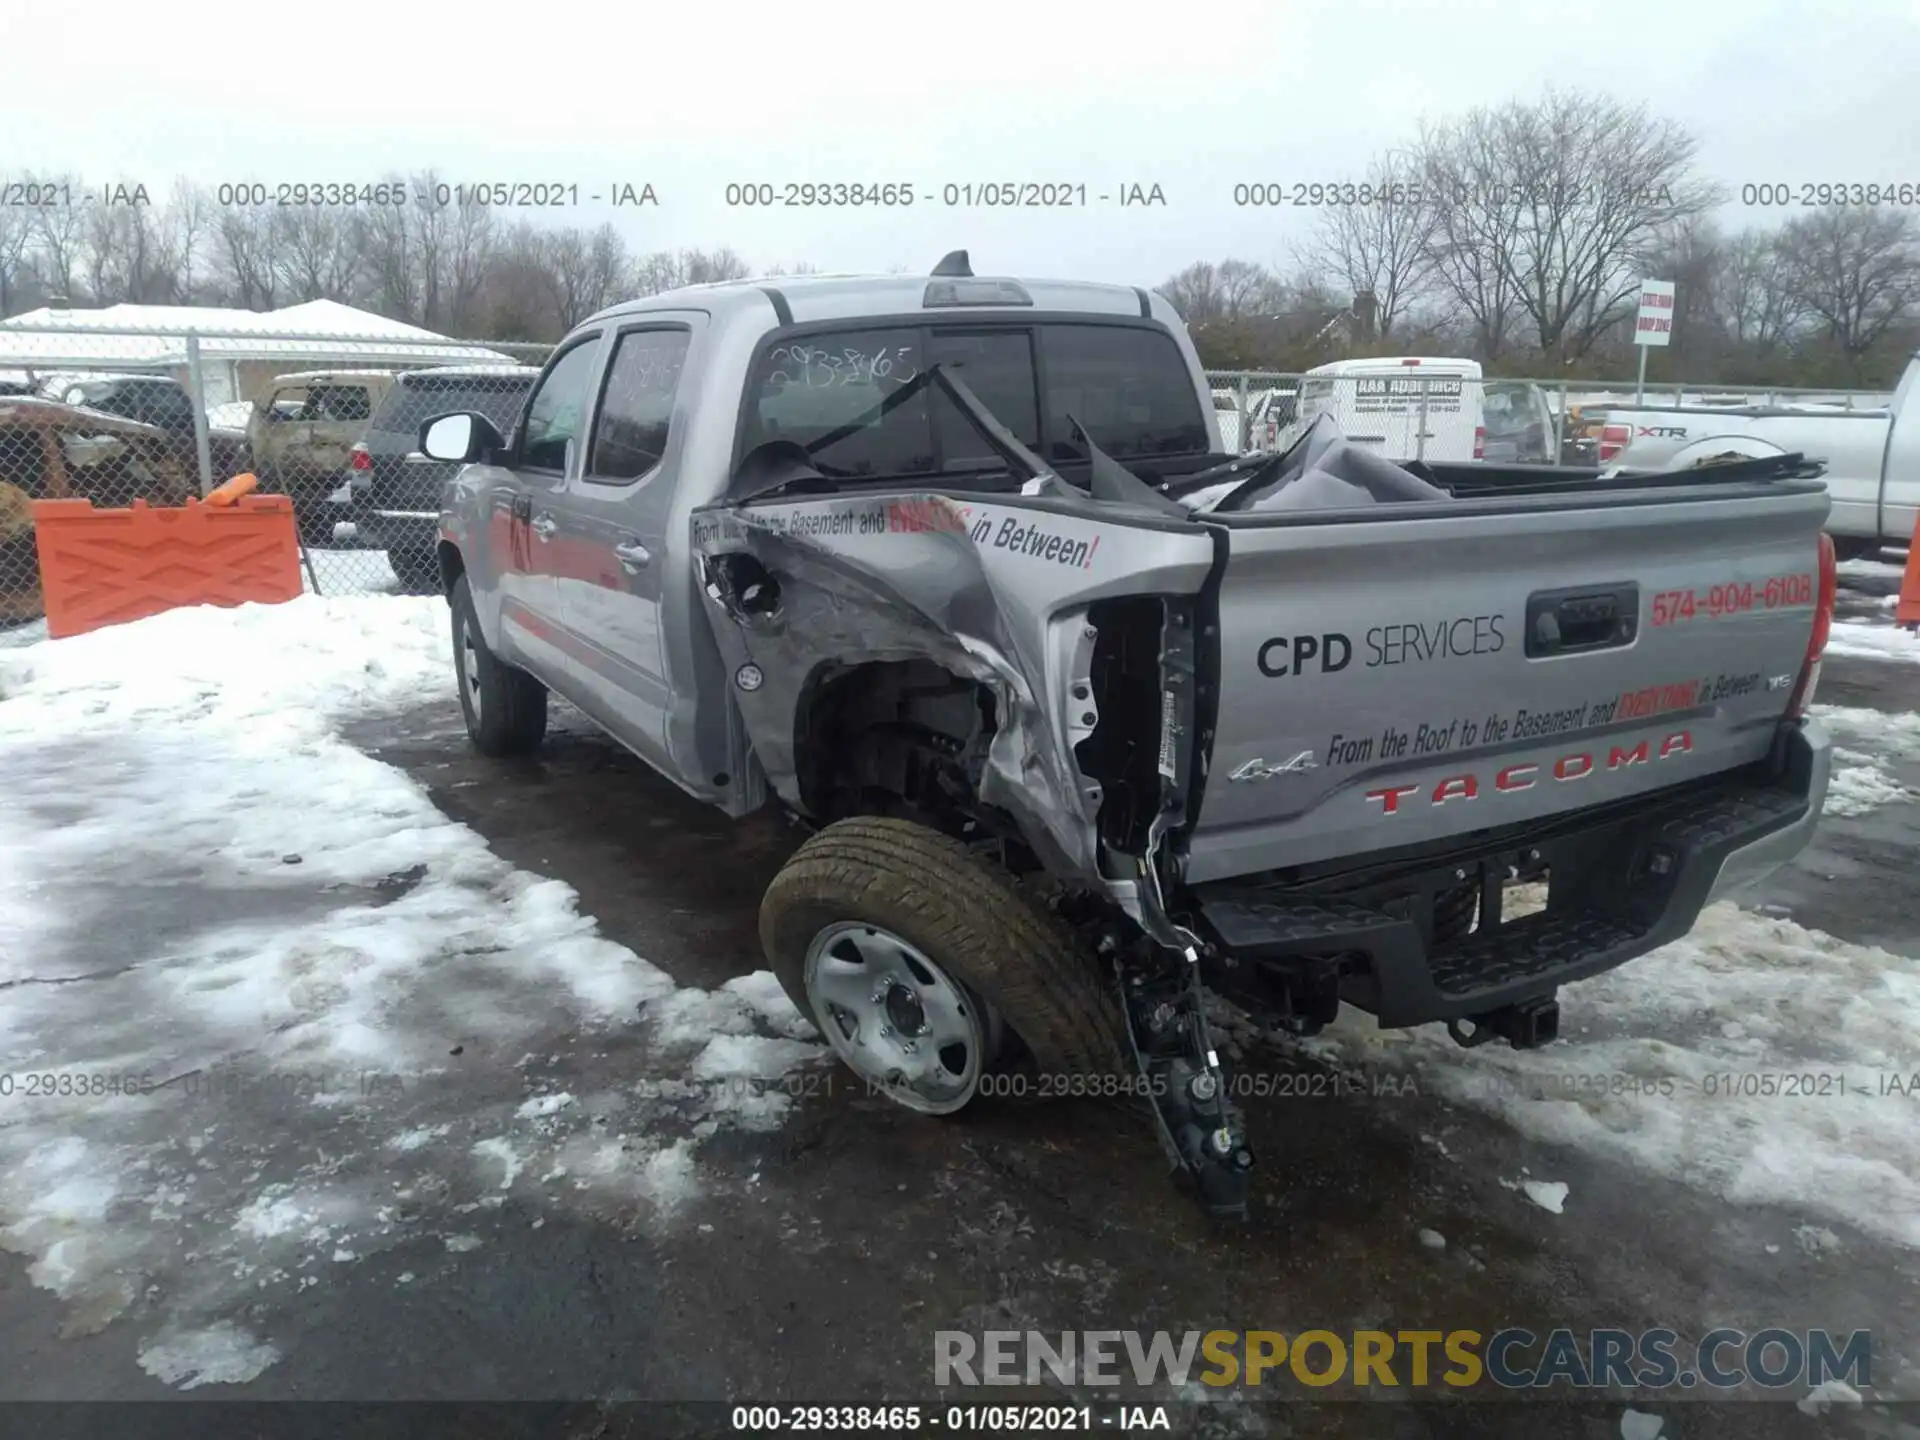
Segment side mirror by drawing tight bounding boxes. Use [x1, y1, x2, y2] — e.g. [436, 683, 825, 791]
[420, 411, 503, 464]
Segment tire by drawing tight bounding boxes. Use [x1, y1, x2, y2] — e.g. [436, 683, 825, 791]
[760, 817, 1127, 1114]
[388, 546, 441, 596]
[1830, 537, 1880, 563]
[449, 573, 547, 757]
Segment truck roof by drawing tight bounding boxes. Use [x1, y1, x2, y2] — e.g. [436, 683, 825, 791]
[1305, 356, 1484, 377]
[267, 369, 397, 385]
[0, 396, 173, 436]
[584, 270, 1179, 331]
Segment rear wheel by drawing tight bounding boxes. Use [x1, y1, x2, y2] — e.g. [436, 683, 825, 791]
[760, 817, 1126, 1114]
[388, 545, 441, 596]
[450, 573, 547, 756]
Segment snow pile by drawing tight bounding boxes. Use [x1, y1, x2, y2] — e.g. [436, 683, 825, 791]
[1310, 901, 1920, 1249]
[0, 597, 823, 1388]
[1836, 557, 1906, 580]
[1826, 620, 1920, 663]
[1813, 704, 1920, 817]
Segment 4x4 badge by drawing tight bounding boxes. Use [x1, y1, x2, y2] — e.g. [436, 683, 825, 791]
[1230, 751, 1319, 782]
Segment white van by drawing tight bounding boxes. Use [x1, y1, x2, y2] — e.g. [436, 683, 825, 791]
[1296, 357, 1486, 462]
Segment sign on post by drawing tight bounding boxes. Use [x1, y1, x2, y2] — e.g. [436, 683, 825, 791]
[1632, 278, 1674, 405]
[1634, 280, 1676, 346]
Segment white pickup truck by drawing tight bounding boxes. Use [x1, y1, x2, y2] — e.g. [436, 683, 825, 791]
[1599, 351, 1918, 557]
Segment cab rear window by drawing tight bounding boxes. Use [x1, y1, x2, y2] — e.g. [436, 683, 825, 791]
[738, 321, 1207, 482]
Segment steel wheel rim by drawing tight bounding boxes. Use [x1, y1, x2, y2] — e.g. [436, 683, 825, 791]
[458, 621, 483, 724]
[803, 920, 988, 1114]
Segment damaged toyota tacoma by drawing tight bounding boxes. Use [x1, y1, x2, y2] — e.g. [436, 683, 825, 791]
[424, 253, 1837, 1219]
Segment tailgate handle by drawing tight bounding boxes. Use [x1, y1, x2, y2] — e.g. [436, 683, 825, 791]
[1526, 583, 1639, 657]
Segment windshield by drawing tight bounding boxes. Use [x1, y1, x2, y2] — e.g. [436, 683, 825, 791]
[371, 375, 536, 440]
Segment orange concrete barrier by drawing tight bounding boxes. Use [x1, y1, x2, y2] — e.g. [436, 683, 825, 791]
[30, 493, 303, 640]
[1899, 513, 1920, 632]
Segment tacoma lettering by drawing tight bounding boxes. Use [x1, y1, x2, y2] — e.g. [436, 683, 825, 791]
[1365, 730, 1694, 814]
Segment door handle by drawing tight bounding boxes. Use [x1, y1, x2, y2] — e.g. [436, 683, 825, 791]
[530, 513, 557, 540]
[613, 539, 652, 570]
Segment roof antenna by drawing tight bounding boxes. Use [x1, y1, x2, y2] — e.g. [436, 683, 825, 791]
[931, 250, 972, 278]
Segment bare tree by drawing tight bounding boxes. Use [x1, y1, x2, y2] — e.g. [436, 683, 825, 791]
[1418, 90, 1720, 360]
[360, 181, 421, 321]
[1775, 206, 1920, 356]
[29, 174, 93, 302]
[441, 198, 495, 333]
[275, 206, 364, 302]
[633, 246, 750, 294]
[1713, 227, 1801, 351]
[1154, 259, 1286, 327]
[214, 206, 282, 309]
[85, 199, 184, 303]
[0, 189, 35, 315]
[544, 223, 631, 328]
[167, 179, 213, 303]
[1294, 154, 1436, 338]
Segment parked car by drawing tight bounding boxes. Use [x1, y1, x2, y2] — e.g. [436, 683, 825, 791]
[1480, 380, 1556, 464]
[0, 398, 196, 623]
[1595, 351, 1920, 557]
[249, 370, 396, 543]
[347, 365, 541, 593]
[1210, 386, 1300, 453]
[33, 373, 252, 488]
[424, 255, 1836, 1219]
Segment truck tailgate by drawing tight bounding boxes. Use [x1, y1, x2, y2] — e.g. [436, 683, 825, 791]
[1185, 488, 1830, 884]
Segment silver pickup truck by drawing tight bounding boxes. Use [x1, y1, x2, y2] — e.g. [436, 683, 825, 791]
[422, 254, 1838, 1218]
[1597, 351, 1918, 558]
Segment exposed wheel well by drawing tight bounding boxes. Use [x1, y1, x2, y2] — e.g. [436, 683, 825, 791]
[794, 659, 1016, 849]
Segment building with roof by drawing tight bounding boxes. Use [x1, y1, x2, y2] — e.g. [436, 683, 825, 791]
[0, 300, 516, 407]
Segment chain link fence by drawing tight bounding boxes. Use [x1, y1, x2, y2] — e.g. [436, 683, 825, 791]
[0, 314, 1894, 639]
[0, 316, 552, 632]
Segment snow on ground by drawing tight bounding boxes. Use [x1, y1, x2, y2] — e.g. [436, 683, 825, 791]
[0, 596, 822, 1387]
[303, 544, 401, 597]
[1827, 620, 1920, 663]
[1836, 557, 1908, 581]
[1813, 704, 1920, 817]
[1306, 899, 1920, 1250]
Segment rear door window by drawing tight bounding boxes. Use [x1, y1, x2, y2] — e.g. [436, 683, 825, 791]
[588, 329, 691, 482]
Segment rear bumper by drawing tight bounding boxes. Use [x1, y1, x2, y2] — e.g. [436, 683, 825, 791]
[351, 504, 438, 552]
[1190, 719, 1829, 1029]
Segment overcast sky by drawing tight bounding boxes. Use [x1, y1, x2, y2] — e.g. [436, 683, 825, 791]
[4, 0, 1916, 286]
